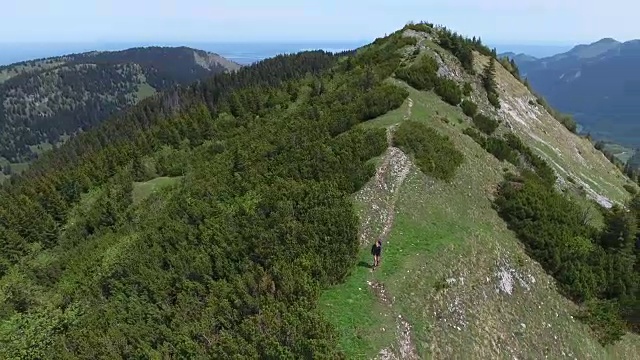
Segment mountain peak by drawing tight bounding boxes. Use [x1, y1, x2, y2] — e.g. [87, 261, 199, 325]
[593, 37, 619, 45]
[565, 37, 621, 59]
[499, 51, 538, 63]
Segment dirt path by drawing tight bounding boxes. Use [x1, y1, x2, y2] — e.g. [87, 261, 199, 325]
[375, 97, 413, 245]
[358, 97, 413, 246]
[355, 97, 420, 359]
[375, 97, 414, 244]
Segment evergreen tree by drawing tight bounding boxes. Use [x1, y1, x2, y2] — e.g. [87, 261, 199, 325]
[131, 154, 147, 182]
[600, 205, 637, 252]
[482, 57, 500, 108]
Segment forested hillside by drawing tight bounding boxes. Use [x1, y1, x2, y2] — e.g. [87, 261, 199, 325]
[0, 35, 409, 357]
[0, 23, 638, 359]
[0, 46, 240, 165]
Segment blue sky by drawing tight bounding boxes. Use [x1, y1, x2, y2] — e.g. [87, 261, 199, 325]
[2, 0, 636, 44]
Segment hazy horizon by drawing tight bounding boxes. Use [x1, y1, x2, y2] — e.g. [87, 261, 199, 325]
[5, 1, 635, 64]
[0, 41, 367, 66]
[0, 40, 583, 66]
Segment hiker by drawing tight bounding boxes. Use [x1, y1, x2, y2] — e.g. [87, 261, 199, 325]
[371, 239, 382, 269]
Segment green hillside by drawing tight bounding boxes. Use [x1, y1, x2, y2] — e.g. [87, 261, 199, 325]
[0, 23, 638, 359]
[0, 47, 240, 168]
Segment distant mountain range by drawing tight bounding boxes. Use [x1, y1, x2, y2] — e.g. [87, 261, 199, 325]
[0, 47, 239, 164]
[493, 43, 573, 58]
[0, 42, 366, 66]
[502, 38, 640, 148]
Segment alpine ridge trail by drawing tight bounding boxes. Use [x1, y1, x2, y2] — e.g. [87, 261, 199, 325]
[356, 96, 419, 359]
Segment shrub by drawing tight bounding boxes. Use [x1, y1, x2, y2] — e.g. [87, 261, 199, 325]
[462, 82, 473, 96]
[624, 184, 637, 194]
[155, 146, 188, 177]
[435, 78, 462, 105]
[433, 276, 449, 292]
[485, 137, 519, 165]
[394, 120, 464, 181]
[463, 128, 518, 165]
[404, 22, 433, 32]
[358, 83, 409, 121]
[577, 299, 628, 346]
[463, 127, 486, 147]
[487, 92, 501, 108]
[460, 99, 478, 117]
[472, 113, 499, 135]
[394, 56, 439, 91]
[557, 113, 577, 133]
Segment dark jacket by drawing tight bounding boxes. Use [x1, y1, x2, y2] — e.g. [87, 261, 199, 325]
[371, 242, 382, 256]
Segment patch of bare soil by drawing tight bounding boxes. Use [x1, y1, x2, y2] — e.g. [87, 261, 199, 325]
[367, 280, 394, 306]
[356, 98, 413, 246]
[375, 315, 420, 360]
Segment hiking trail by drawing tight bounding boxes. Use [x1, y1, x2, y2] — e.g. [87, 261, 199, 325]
[355, 97, 419, 359]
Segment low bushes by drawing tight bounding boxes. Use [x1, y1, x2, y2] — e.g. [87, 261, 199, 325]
[394, 120, 464, 182]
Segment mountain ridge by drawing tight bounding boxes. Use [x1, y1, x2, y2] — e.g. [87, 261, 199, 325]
[0, 46, 239, 83]
[0, 46, 240, 170]
[502, 37, 640, 149]
[500, 37, 628, 62]
[0, 23, 638, 359]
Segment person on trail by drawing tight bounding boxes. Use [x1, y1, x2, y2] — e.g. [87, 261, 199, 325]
[371, 239, 382, 269]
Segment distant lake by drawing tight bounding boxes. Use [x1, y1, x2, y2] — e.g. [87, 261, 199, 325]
[0, 41, 368, 66]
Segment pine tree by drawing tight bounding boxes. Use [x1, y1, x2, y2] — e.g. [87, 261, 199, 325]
[131, 155, 147, 182]
[35, 179, 68, 223]
[482, 58, 497, 92]
[483, 58, 500, 108]
[2, 164, 12, 176]
[600, 205, 637, 252]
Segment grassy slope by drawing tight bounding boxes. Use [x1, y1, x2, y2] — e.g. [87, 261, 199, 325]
[135, 82, 157, 101]
[482, 53, 634, 206]
[132, 176, 180, 205]
[320, 38, 640, 358]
